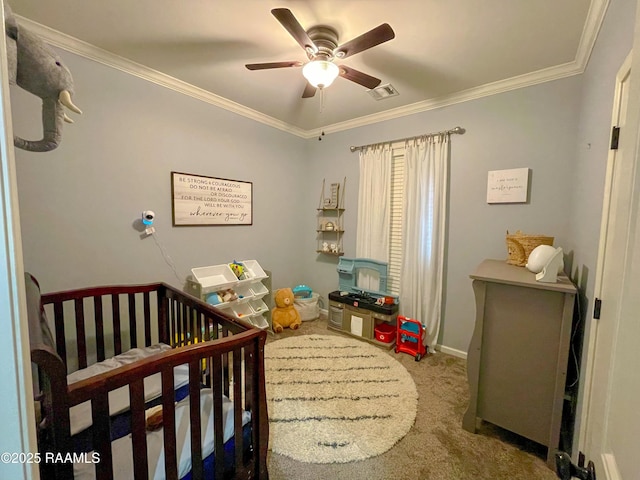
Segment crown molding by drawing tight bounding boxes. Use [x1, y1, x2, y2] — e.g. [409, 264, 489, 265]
[314, 60, 584, 137]
[15, 15, 309, 139]
[17, 0, 608, 139]
[575, 0, 610, 70]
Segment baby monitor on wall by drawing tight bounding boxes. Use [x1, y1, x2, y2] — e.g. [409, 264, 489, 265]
[142, 210, 155, 226]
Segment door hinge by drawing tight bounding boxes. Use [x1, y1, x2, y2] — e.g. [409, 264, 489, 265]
[556, 451, 597, 480]
[594, 298, 602, 319]
[611, 126, 620, 150]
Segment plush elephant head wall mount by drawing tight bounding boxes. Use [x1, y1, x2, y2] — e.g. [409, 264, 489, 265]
[4, 3, 82, 152]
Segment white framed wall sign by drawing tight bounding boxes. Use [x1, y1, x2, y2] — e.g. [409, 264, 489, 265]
[486, 168, 530, 204]
[171, 171, 253, 226]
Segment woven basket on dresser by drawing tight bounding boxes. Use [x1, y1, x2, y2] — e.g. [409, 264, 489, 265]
[505, 230, 554, 266]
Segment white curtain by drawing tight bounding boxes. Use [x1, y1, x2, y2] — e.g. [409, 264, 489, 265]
[399, 134, 449, 348]
[356, 144, 392, 290]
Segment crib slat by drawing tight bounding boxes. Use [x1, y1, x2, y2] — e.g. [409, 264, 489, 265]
[92, 392, 113, 480]
[112, 294, 122, 354]
[129, 379, 149, 480]
[176, 301, 183, 347]
[212, 354, 225, 480]
[128, 293, 137, 348]
[223, 347, 230, 398]
[162, 368, 178, 479]
[144, 292, 152, 346]
[189, 360, 203, 480]
[157, 289, 169, 345]
[75, 298, 88, 369]
[93, 295, 106, 362]
[233, 347, 244, 465]
[52, 301, 67, 369]
[171, 298, 178, 347]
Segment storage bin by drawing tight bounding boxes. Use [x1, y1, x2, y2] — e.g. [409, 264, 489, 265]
[191, 264, 238, 292]
[374, 322, 396, 343]
[231, 303, 253, 320]
[250, 299, 268, 315]
[294, 292, 320, 321]
[240, 260, 267, 280]
[250, 315, 269, 330]
[250, 282, 269, 299]
[234, 284, 254, 303]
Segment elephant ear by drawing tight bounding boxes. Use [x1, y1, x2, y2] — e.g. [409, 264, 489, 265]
[4, 3, 18, 40]
[4, 3, 17, 83]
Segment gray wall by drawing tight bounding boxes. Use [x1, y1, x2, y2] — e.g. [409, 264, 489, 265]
[11, 0, 636, 358]
[304, 77, 582, 353]
[12, 49, 308, 294]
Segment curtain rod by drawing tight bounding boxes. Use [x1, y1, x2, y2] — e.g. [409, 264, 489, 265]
[349, 126, 466, 152]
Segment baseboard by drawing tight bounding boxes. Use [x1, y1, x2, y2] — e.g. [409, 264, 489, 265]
[435, 344, 468, 360]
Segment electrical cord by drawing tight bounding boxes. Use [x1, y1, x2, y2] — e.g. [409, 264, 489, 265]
[150, 230, 183, 285]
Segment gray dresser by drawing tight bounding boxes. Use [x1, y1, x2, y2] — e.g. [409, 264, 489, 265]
[463, 259, 577, 468]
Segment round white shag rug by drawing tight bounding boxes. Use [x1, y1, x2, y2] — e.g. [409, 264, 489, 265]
[264, 334, 418, 463]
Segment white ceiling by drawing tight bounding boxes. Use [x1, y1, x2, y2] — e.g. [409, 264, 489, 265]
[9, 0, 603, 137]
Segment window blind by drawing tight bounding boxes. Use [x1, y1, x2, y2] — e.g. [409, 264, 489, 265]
[388, 144, 405, 295]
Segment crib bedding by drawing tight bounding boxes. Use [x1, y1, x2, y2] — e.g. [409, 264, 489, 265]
[72, 388, 252, 480]
[68, 343, 190, 436]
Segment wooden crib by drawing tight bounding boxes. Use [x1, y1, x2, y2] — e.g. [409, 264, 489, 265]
[26, 273, 269, 480]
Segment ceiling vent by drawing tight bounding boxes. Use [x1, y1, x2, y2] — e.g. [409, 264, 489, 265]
[368, 83, 399, 100]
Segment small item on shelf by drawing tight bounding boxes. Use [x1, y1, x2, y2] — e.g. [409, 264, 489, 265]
[324, 221, 335, 231]
[229, 260, 247, 280]
[205, 292, 222, 305]
[322, 241, 330, 252]
[330, 243, 339, 254]
[292, 284, 313, 298]
[218, 288, 237, 303]
[505, 230, 554, 266]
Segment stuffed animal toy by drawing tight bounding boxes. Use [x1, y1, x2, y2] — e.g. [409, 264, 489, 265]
[229, 261, 247, 280]
[271, 287, 301, 333]
[4, 3, 82, 152]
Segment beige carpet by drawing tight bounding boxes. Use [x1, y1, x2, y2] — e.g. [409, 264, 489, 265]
[265, 334, 417, 463]
[266, 318, 560, 480]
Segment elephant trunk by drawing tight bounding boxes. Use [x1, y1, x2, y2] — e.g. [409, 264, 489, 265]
[13, 96, 64, 152]
[13, 89, 81, 152]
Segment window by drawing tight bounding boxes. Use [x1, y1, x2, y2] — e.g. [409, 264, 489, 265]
[388, 144, 405, 295]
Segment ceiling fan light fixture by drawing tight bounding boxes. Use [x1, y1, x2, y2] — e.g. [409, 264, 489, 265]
[302, 60, 339, 89]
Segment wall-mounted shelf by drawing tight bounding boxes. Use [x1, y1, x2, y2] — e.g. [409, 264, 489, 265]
[317, 179, 346, 255]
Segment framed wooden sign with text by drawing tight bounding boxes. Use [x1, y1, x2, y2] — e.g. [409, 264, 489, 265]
[171, 171, 253, 226]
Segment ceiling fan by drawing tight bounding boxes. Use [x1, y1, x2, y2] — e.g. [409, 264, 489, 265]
[246, 8, 395, 98]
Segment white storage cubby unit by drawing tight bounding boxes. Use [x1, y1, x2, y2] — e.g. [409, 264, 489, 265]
[185, 260, 272, 330]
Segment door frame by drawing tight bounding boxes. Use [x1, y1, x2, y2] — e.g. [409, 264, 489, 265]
[0, 0, 39, 478]
[579, 12, 640, 475]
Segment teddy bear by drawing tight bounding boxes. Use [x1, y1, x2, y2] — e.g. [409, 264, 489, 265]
[271, 287, 302, 333]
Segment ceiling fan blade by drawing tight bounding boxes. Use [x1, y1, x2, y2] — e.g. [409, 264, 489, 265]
[245, 61, 302, 70]
[302, 82, 317, 98]
[334, 23, 395, 59]
[339, 65, 382, 89]
[271, 8, 318, 55]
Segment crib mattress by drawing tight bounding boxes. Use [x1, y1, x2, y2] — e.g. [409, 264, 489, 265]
[67, 344, 190, 436]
